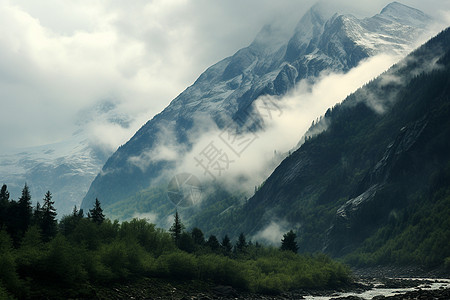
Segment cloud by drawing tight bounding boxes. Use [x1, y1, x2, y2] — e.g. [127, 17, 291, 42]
[253, 220, 290, 245]
[131, 211, 158, 224]
[155, 52, 402, 196]
[2, 0, 448, 154]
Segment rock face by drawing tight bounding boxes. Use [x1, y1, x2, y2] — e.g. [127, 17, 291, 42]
[81, 2, 432, 212]
[326, 117, 429, 254]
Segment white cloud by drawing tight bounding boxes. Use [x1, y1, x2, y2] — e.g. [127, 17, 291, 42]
[253, 220, 290, 245]
[157, 53, 402, 196]
[0, 0, 448, 156]
[131, 211, 158, 224]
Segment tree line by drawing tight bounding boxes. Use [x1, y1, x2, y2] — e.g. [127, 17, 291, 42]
[168, 211, 299, 255]
[0, 183, 350, 299]
[0, 184, 104, 246]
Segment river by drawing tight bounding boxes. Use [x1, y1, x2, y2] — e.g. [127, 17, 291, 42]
[303, 278, 450, 300]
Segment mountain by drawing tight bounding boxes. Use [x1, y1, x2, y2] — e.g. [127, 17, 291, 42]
[0, 131, 108, 216]
[81, 2, 433, 218]
[216, 27, 450, 266]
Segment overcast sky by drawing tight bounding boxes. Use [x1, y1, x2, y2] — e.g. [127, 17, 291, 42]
[0, 0, 449, 154]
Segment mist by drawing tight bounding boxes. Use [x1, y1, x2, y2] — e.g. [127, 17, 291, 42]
[152, 53, 403, 198]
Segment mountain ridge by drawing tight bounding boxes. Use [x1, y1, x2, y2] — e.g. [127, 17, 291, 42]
[81, 2, 433, 218]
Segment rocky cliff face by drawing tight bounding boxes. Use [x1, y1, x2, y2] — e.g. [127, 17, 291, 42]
[81, 2, 432, 214]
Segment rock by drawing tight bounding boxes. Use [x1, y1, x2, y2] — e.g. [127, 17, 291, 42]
[212, 285, 238, 297]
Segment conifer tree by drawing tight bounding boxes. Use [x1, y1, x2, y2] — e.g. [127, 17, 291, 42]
[206, 235, 220, 251]
[17, 184, 32, 235]
[72, 205, 84, 218]
[280, 230, 299, 253]
[88, 198, 105, 225]
[33, 201, 43, 225]
[169, 210, 184, 246]
[0, 184, 10, 229]
[235, 232, 247, 253]
[221, 234, 232, 255]
[41, 191, 57, 241]
[191, 227, 205, 246]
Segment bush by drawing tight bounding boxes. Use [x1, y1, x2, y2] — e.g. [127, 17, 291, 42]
[156, 252, 197, 279]
[44, 234, 88, 286]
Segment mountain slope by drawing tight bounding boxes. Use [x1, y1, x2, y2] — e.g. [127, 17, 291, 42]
[81, 2, 433, 215]
[0, 132, 107, 216]
[223, 27, 450, 265]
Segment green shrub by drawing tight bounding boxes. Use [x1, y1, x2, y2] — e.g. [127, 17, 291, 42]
[44, 234, 88, 286]
[156, 252, 197, 279]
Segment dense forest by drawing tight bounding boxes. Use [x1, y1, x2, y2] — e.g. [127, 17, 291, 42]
[0, 184, 350, 299]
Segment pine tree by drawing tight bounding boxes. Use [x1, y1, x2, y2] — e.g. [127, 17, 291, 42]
[169, 210, 184, 246]
[72, 205, 84, 218]
[0, 184, 10, 229]
[88, 198, 105, 225]
[206, 235, 220, 251]
[41, 191, 57, 241]
[191, 227, 205, 246]
[221, 234, 232, 255]
[235, 232, 247, 253]
[280, 230, 299, 253]
[33, 201, 43, 225]
[17, 184, 32, 235]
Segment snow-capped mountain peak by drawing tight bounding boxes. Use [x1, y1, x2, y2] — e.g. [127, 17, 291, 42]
[380, 1, 431, 26]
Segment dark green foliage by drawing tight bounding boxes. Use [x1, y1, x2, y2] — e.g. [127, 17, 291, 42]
[221, 235, 232, 255]
[17, 184, 32, 237]
[191, 227, 205, 246]
[178, 232, 195, 253]
[32, 202, 42, 226]
[206, 235, 220, 252]
[41, 191, 57, 241]
[58, 206, 84, 236]
[235, 233, 247, 253]
[88, 198, 105, 225]
[0, 184, 10, 230]
[280, 230, 299, 253]
[169, 211, 184, 247]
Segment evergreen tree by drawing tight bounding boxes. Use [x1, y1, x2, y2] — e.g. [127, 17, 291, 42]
[17, 184, 32, 235]
[41, 191, 57, 241]
[235, 232, 247, 253]
[169, 210, 184, 246]
[191, 227, 205, 246]
[0, 184, 10, 229]
[179, 232, 195, 253]
[33, 201, 43, 225]
[88, 198, 105, 225]
[73, 205, 84, 218]
[280, 230, 299, 253]
[206, 235, 220, 252]
[59, 205, 84, 236]
[221, 234, 232, 255]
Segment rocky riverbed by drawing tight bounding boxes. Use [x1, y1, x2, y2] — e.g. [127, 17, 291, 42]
[89, 276, 450, 300]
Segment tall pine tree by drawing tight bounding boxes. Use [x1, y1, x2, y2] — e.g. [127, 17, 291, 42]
[169, 210, 184, 246]
[33, 201, 43, 225]
[0, 184, 10, 229]
[17, 184, 32, 235]
[88, 198, 105, 225]
[221, 234, 232, 255]
[41, 191, 57, 241]
[235, 233, 247, 254]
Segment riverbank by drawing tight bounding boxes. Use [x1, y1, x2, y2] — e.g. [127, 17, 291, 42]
[87, 276, 450, 300]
